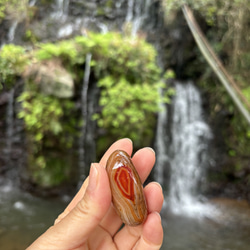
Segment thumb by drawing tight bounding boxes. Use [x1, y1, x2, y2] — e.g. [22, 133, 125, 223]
[28, 163, 111, 250]
[60, 163, 111, 245]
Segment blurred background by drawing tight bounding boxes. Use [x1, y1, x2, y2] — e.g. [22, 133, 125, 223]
[0, 0, 250, 249]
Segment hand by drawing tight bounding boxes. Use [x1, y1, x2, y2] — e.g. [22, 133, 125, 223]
[27, 138, 164, 250]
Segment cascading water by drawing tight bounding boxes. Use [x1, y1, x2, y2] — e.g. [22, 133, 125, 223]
[7, 21, 18, 43]
[169, 82, 212, 215]
[125, 0, 152, 36]
[156, 81, 214, 216]
[51, 0, 69, 20]
[155, 87, 169, 187]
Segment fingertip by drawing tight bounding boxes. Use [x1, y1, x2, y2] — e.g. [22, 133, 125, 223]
[121, 137, 133, 145]
[116, 138, 133, 155]
[99, 138, 133, 167]
[144, 147, 155, 155]
[132, 147, 156, 182]
[144, 182, 164, 213]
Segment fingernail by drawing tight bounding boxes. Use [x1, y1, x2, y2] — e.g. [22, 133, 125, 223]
[145, 147, 155, 155]
[153, 211, 162, 222]
[88, 163, 99, 192]
[124, 138, 133, 144]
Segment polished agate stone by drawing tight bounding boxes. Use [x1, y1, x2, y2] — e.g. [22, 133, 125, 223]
[106, 150, 147, 226]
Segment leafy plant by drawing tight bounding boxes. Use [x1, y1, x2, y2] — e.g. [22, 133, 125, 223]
[93, 76, 161, 145]
[34, 32, 166, 146]
[18, 88, 76, 148]
[0, 44, 28, 89]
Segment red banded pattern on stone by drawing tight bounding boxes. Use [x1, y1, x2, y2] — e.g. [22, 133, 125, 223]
[106, 150, 147, 226]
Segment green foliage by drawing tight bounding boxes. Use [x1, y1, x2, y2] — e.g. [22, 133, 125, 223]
[17, 82, 77, 187]
[17, 86, 77, 151]
[93, 76, 161, 144]
[0, 0, 7, 20]
[36, 41, 78, 63]
[34, 32, 165, 144]
[0, 44, 28, 89]
[79, 33, 163, 144]
[242, 86, 250, 104]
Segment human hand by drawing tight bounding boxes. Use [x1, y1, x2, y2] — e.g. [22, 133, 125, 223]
[27, 138, 164, 250]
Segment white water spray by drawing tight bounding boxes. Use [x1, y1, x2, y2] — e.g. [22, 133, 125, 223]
[156, 82, 216, 217]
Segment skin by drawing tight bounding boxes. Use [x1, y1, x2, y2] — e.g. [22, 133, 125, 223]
[27, 138, 164, 250]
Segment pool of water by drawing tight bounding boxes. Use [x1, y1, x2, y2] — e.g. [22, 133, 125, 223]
[0, 181, 250, 250]
[0, 180, 67, 249]
[162, 198, 250, 250]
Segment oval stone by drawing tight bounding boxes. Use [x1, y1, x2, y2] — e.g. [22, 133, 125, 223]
[106, 150, 147, 226]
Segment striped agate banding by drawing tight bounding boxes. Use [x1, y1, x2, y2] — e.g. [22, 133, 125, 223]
[106, 150, 147, 226]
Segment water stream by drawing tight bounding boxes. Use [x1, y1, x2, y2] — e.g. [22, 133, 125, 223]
[51, 0, 69, 20]
[7, 21, 18, 43]
[125, 0, 152, 36]
[167, 82, 213, 216]
[155, 87, 169, 187]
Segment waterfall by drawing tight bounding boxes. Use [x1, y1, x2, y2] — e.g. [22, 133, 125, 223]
[51, 0, 69, 20]
[78, 53, 92, 181]
[169, 82, 212, 215]
[126, 0, 135, 22]
[29, 0, 37, 7]
[155, 87, 169, 187]
[7, 21, 18, 43]
[156, 81, 214, 216]
[125, 0, 152, 36]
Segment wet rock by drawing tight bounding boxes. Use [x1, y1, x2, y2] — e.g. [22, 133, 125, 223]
[24, 60, 74, 98]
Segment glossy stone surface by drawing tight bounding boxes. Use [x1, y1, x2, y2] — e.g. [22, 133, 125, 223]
[106, 150, 147, 226]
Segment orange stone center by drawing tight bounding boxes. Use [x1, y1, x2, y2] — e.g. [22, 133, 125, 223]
[115, 165, 135, 201]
